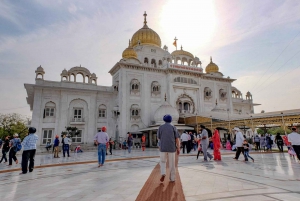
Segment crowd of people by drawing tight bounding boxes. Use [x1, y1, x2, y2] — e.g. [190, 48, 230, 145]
[0, 127, 39, 174]
[1, 117, 299, 180]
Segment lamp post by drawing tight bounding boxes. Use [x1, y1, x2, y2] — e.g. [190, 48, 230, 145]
[281, 112, 286, 134]
[210, 115, 213, 131]
[250, 115, 254, 137]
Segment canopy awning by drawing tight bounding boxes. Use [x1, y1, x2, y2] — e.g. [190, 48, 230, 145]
[138, 125, 194, 132]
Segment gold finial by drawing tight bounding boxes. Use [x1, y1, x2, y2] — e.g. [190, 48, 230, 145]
[143, 11, 147, 26]
[210, 56, 212, 63]
[181, 45, 183, 50]
[128, 39, 131, 47]
[164, 93, 167, 101]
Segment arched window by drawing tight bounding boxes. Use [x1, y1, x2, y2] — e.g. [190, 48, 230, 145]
[44, 102, 56, 118]
[130, 104, 140, 119]
[98, 104, 107, 118]
[130, 79, 140, 95]
[144, 58, 148, 64]
[76, 73, 84, 83]
[204, 87, 212, 100]
[151, 59, 156, 67]
[158, 60, 162, 66]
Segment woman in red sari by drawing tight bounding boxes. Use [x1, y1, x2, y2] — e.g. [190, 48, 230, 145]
[212, 129, 221, 160]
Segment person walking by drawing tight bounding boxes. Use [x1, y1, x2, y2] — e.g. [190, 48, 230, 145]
[243, 139, 254, 162]
[180, 131, 189, 154]
[141, 134, 146, 151]
[200, 125, 213, 161]
[288, 127, 300, 162]
[20, 127, 39, 174]
[275, 133, 284, 152]
[266, 134, 272, 151]
[53, 135, 60, 158]
[260, 134, 266, 152]
[94, 126, 109, 167]
[109, 138, 114, 155]
[63, 135, 71, 157]
[127, 132, 133, 153]
[157, 115, 180, 183]
[0, 136, 10, 163]
[212, 129, 221, 160]
[8, 133, 21, 166]
[233, 127, 247, 161]
[254, 135, 261, 150]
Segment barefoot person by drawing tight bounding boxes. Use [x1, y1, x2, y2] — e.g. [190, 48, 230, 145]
[8, 134, 21, 166]
[94, 126, 109, 167]
[212, 129, 221, 160]
[20, 127, 39, 174]
[157, 114, 180, 182]
[233, 127, 247, 161]
[200, 125, 213, 161]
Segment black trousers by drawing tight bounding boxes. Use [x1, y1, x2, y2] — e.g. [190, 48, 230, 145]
[255, 142, 260, 150]
[9, 149, 17, 165]
[235, 147, 247, 161]
[22, 149, 36, 173]
[277, 143, 283, 152]
[182, 141, 188, 154]
[109, 145, 112, 154]
[0, 149, 8, 163]
[292, 145, 300, 160]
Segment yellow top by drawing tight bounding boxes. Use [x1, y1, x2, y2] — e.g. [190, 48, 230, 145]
[171, 46, 194, 58]
[205, 57, 219, 73]
[122, 40, 138, 59]
[131, 12, 161, 48]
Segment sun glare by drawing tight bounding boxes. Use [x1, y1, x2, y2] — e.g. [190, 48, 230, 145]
[160, 0, 217, 51]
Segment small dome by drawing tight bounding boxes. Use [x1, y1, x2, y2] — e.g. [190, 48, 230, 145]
[154, 101, 179, 125]
[36, 65, 44, 72]
[205, 57, 219, 73]
[171, 46, 194, 59]
[61, 69, 68, 75]
[131, 12, 161, 48]
[122, 40, 138, 59]
[91, 73, 96, 78]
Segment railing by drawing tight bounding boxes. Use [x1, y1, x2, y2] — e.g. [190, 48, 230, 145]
[71, 118, 85, 122]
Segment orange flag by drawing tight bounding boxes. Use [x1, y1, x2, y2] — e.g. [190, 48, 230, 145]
[173, 40, 177, 47]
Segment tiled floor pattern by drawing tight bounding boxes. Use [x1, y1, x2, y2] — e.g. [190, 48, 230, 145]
[1, 149, 299, 201]
[179, 153, 300, 201]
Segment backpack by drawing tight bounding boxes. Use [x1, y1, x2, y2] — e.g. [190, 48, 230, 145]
[14, 139, 22, 152]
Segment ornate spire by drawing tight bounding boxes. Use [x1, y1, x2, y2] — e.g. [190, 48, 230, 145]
[143, 11, 148, 27]
[128, 39, 131, 47]
[210, 56, 212, 63]
[180, 45, 183, 50]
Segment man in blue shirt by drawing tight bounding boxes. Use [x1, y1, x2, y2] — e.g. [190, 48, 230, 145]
[20, 127, 39, 174]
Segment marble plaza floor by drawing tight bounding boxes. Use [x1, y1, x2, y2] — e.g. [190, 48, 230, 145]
[0, 149, 299, 201]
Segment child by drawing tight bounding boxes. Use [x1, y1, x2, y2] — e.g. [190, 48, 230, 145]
[243, 140, 254, 162]
[226, 140, 232, 150]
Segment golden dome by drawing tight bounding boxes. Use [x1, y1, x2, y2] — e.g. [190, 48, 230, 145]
[122, 40, 138, 59]
[171, 46, 194, 58]
[205, 57, 219, 73]
[131, 12, 161, 48]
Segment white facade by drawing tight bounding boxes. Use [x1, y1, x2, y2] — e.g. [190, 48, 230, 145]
[24, 13, 259, 149]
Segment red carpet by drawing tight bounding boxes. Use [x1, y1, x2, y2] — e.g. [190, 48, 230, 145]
[135, 155, 185, 201]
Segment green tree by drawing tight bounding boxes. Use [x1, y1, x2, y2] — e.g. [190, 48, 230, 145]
[0, 113, 29, 140]
[267, 127, 291, 135]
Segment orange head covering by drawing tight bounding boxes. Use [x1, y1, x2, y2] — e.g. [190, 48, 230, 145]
[102, 126, 107, 132]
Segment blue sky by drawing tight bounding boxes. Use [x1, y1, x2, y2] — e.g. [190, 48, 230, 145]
[0, 0, 300, 117]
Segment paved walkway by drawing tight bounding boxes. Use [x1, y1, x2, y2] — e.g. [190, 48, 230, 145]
[0, 149, 299, 201]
